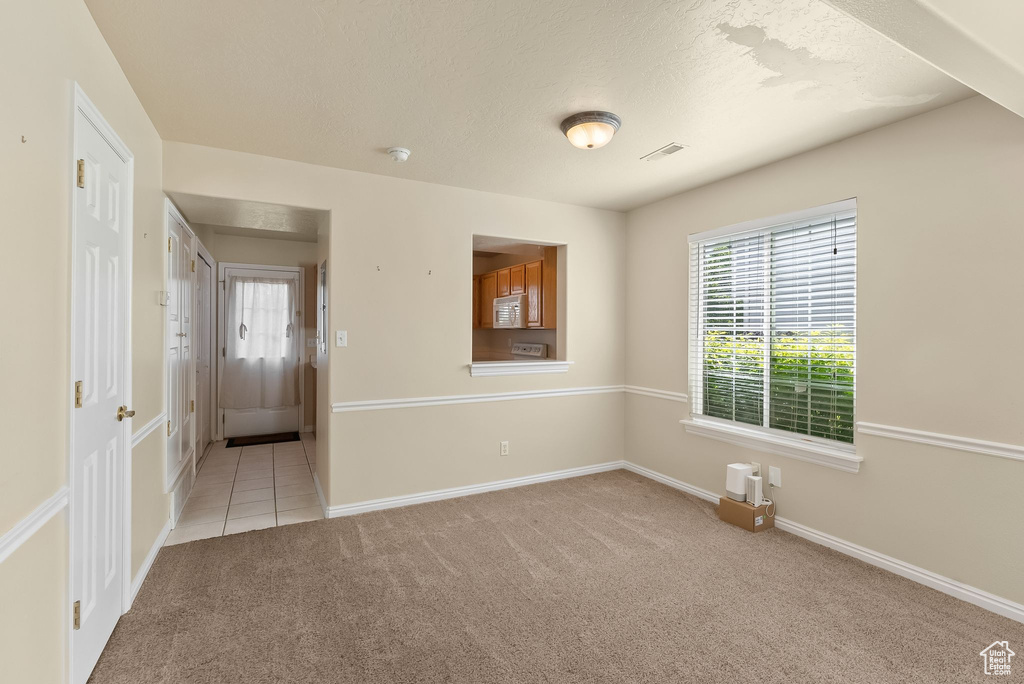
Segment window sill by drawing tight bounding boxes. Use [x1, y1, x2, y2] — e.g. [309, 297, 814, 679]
[679, 417, 862, 473]
[469, 360, 572, 377]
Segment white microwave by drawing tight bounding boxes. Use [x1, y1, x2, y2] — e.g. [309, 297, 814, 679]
[493, 294, 527, 328]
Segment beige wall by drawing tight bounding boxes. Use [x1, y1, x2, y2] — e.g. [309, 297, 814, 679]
[624, 95, 1024, 604]
[162, 141, 627, 507]
[194, 229, 318, 268]
[0, 515, 67, 684]
[0, 0, 168, 678]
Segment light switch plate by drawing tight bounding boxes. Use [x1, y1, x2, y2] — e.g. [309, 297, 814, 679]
[336, 330, 348, 347]
[306, 339, 317, 348]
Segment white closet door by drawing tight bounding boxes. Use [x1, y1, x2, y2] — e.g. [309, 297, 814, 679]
[166, 210, 195, 488]
[70, 100, 129, 684]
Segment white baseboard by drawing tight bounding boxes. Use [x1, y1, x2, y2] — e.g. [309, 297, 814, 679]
[326, 461, 624, 518]
[622, 460, 1024, 624]
[302, 425, 314, 433]
[622, 461, 719, 503]
[127, 518, 171, 610]
[773, 516, 1024, 624]
[311, 456, 1023, 624]
[312, 471, 328, 518]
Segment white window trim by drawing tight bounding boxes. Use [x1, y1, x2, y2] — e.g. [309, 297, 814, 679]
[687, 198, 859, 471]
[469, 360, 573, 377]
[680, 416, 863, 473]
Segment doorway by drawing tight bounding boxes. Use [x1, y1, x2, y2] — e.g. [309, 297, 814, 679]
[218, 263, 304, 438]
[69, 85, 134, 684]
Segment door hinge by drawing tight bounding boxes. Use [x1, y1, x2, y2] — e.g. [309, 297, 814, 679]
[190, 399, 195, 413]
[191, 259, 195, 273]
[168, 237, 172, 253]
[221, 347, 225, 358]
[74, 381, 83, 408]
[76, 160, 85, 188]
[73, 600, 81, 630]
[167, 420, 171, 437]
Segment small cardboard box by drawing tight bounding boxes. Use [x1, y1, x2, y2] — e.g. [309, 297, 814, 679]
[718, 497, 775, 533]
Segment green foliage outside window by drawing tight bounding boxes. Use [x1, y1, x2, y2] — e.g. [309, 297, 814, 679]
[702, 329, 855, 443]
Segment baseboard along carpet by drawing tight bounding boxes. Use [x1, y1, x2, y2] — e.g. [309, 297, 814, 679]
[89, 470, 1022, 683]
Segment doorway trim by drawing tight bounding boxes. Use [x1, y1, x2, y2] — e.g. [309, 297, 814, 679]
[195, 239, 216, 466]
[216, 262, 305, 440]
[67, 82, 135, 682]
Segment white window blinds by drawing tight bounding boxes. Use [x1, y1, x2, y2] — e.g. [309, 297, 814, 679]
[689, 200, 856, 444]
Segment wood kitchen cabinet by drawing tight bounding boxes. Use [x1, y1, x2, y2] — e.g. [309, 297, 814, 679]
[479, 271, 496, 328]
[509, 264, 525, 295]
[474, 246, 556, 329]
[472, 276, 480, 329]
[524, 260, 542, 327]
[496, 268, 510, 297]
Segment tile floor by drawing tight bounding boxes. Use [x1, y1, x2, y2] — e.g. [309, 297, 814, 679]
[165, 433, 322, 546]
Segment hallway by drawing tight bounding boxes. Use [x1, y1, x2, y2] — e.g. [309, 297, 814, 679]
[165, 433, 321, 545]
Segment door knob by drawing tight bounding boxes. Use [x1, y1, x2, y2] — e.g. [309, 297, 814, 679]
[177, 332, 187, 337]
[116, 406, 136, 421]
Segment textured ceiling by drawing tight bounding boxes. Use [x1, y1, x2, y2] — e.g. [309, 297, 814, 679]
[87, 0, 973, 211]
[168, 193, 327, 242]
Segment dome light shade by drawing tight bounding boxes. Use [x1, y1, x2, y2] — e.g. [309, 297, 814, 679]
[560, 111, 621, 149]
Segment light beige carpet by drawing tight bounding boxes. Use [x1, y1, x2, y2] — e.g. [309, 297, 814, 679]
[90, 470, 1021, 683]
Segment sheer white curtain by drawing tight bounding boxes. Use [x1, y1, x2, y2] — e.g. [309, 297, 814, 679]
[221, 276, 299, 409]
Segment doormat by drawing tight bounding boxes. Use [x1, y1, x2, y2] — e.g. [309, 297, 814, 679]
[226, 432, 301, 448]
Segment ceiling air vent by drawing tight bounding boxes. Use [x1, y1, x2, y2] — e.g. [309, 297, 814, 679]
[640, 142, 686, 161]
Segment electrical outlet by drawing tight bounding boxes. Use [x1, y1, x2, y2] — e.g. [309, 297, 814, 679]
[335, 330, 347, 347]
[749, 461, 761, 477]
[768, 466, 782, 488]
[499, 441, 509, 456]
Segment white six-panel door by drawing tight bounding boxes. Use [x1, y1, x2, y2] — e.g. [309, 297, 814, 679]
[70, 93, 132, 684]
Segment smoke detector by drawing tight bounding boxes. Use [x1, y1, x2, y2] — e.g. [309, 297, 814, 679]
[387, 147, 411, 162]
[640, 142, 686, 161]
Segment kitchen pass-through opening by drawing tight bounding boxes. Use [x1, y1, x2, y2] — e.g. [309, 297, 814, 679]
[471, 236, 567, 368]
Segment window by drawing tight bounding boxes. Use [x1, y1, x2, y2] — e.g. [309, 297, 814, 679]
[688, 200, 856, 447]
[227, 277, 296, 359]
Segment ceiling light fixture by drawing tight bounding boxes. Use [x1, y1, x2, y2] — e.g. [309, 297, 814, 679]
[559, 111, 621, 150]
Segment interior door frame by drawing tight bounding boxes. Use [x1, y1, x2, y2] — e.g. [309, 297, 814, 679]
[195, 239, 216, 460]
[67, 83, 135, 683]
[216, 262, 305, 440]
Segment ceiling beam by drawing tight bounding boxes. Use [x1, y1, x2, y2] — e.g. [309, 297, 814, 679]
[822, 0, 1024, 118]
